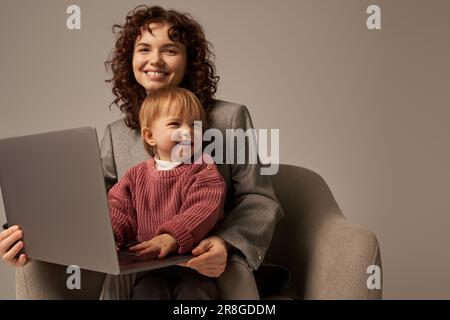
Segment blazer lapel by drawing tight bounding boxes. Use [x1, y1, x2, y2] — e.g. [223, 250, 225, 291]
[130, 131, 149, 166]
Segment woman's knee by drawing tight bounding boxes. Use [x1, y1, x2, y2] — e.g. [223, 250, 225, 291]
[216, 261, 260, 300]
[131, 274, 171, 300]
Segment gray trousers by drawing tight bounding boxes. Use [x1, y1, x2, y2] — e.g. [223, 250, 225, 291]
[120, 266, 220, 300]
[16, 260, 260, 300]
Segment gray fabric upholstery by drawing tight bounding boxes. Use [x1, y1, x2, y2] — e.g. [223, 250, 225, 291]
[16, 260, 105, 300]
[266, 165, 382, 299]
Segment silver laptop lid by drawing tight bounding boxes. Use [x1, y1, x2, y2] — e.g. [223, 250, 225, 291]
[0, 127, 120, 274]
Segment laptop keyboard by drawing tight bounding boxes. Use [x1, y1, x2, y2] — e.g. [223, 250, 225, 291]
[118, 251, 159, 265]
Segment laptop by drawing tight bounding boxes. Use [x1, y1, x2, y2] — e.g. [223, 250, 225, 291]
[0, 127, 191, 275]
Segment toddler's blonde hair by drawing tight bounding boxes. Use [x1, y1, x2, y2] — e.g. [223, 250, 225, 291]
[139, 87, 206, 155]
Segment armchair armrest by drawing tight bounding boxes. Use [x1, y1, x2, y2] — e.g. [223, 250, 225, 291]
[306, 214, 382, 299]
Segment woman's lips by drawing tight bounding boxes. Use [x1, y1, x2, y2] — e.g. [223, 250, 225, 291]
[144, 71, 169, 81]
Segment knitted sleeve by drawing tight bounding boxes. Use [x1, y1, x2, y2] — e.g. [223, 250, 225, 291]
[156, 164, 226, 254]
[107, 169, 138, 247]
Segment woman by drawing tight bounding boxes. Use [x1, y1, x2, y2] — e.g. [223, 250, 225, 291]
[0, 5, 283, 299]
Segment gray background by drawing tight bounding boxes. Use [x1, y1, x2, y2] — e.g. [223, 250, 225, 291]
[1, 0, 449, 299]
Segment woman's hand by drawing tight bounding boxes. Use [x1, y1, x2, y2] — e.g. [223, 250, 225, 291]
[128, 233, 179, 258]
[0, 225, 27, 267]
[181, 236, 228, 278]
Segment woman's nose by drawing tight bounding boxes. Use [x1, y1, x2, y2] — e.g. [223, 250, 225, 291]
[149, 50, 164, 66]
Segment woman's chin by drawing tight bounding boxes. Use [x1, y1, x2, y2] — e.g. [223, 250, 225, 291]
[144, 82, 168, 92]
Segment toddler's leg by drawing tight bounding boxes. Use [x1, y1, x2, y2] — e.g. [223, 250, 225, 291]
[100, 273, 137, 300]
[130, 271, 171, 300]
[173, 269, 220, 300]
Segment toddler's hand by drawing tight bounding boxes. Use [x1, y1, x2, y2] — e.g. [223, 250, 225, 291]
[128, 233, 179, 258]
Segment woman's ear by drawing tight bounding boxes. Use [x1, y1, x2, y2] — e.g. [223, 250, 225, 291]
[142, 127, 156, 147]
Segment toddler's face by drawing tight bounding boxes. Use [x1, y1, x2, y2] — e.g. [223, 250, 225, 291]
[144, 111, 202, 162]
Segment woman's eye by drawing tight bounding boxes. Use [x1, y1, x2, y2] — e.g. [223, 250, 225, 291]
[165, 49, 177, 55]
[168, 122, 179, 126]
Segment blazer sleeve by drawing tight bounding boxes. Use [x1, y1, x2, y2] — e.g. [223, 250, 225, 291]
[100, 124, 118, 192]
[213, 105, 284, 271]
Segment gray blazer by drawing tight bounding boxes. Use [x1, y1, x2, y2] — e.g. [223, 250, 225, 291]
[100, 99, 284, 271]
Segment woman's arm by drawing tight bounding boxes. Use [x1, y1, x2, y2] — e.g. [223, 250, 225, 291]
[100, 124, 118, 192]
[185, 105, 284, 277]
[213, 104, 284, 271]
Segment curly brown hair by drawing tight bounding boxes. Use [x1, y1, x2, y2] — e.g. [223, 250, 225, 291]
[105, 5, 219, 129]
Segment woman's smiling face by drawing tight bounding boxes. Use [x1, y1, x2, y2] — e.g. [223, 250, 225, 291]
[132, 22, 187, 93]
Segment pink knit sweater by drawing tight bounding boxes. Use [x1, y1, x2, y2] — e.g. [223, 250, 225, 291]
[107, 156, 226, 254]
